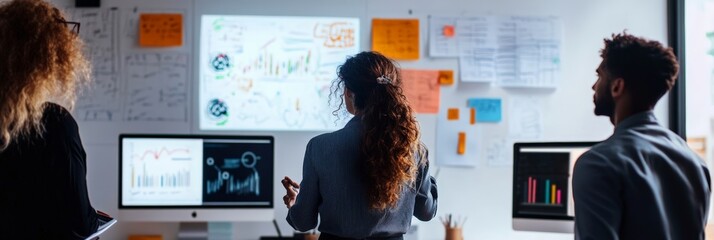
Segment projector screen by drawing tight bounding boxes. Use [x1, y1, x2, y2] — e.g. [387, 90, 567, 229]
[199, 15, 359, 131]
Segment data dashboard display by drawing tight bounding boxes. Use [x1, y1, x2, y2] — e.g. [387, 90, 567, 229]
[512, 144, 593, 219]
[199, 15, 359, 131]
[120, 136, 273, 208]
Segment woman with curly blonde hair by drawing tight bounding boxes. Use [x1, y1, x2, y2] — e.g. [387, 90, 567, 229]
[0, 0, 102, 239]
[282, 51, 438, 240]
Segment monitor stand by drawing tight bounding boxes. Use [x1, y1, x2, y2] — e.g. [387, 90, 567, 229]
[178, 222, 233, 240]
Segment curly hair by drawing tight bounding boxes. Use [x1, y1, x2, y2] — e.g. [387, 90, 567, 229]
[0, 0, 90, 151]
[600, 32, 679, 108]
[333, 51, 425, 211]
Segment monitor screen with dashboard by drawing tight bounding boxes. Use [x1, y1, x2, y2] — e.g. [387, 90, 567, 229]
[512, 142, 598, 233]
[118, 134, 274, 222]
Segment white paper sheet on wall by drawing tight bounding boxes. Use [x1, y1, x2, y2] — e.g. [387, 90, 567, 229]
[71, 8, 122, 121]
[435, 107, 479, 167]
[428, 16, 459, 57]
[457, 15, 562, 87]
[508, 97, 543, 141]
[496, 16, 561, 88]
[457, 16, 498, 83]
[485, 137, 512, 167]
[124, 52, 190, 122]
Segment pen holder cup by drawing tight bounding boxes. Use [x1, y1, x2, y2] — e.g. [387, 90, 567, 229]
[445, 227, 463, 240]
[304, 233, 319, 240]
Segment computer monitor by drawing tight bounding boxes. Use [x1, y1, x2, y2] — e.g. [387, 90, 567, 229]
[118, 134, 274, 222]
[512, 142, 598, 233]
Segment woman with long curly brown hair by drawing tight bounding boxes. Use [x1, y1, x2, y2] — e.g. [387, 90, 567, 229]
[0, 0, 103, 239]
[282, 51, 438, 239]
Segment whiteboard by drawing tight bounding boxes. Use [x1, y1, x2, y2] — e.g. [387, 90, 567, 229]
[67, 1, 194, 146]
[198, 15, 359, 131]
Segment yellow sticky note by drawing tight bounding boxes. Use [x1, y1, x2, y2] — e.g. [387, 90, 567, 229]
[447, 108, 459, 120]
[401, 69, 440, 114]
[139, 13, 183, 47]
[438, 70, 454, 85]
[371, 19, 420, 60]
[457, 132, 466, 155]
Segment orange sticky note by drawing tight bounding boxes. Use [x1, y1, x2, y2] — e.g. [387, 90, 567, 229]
[139, 13, 183, 47]
[438, 70, 454, 85]
[470, 108, 476, 125]
[401, 69, 440, 113]
[371, 19, 420, 60]
[447, 108, 459, 120]
[443, 25, 455, 37]
[457, 132, 466, 155]
[129, 235, 163, 240]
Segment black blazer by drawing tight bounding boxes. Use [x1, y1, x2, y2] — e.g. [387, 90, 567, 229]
[0, 102, 98, 239]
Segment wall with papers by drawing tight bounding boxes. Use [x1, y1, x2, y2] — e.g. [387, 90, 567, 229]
[370, 1, 670, 239]
[44, 0, 670, 239]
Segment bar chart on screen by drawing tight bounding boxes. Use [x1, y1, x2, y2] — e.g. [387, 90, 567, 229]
[522, 176, 564, 206]
[514, 152, 571, 216]
[122, 138, 204, 205]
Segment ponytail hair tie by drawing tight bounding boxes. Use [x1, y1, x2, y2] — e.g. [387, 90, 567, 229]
[377, 75, 393, 85]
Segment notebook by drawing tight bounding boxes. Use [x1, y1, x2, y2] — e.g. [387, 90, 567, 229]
[85, 213, 117, 240]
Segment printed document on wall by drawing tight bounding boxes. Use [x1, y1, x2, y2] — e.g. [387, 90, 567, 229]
[428, 16, 459, 57]
[496, 16, 562, 88]
[457, 17, 497, 83]
[457, 16, 561, 87]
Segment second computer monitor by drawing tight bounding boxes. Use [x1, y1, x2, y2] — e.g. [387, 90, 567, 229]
[512, 142, 598, 233]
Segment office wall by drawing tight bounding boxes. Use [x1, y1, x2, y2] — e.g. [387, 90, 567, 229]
[43, 0, 670, 239]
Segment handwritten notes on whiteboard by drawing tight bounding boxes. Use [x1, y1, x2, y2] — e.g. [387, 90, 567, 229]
[467, 98, 502, 122]
[71, 8, 192, 124]
[371, 19, 420, 60]
[139, 13, 183, 47]
[199, 15, 358, 131]
[429, 16, 459, 57]
[401, 69, 440, 114]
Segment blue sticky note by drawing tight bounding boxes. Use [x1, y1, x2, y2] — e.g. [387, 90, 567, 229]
[467, 98, 502, 122]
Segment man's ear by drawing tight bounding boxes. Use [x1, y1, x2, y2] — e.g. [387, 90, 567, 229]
[611, 78, 625, 99]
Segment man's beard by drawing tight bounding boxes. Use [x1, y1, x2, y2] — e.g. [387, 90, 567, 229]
[594, 89, 615, 117]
